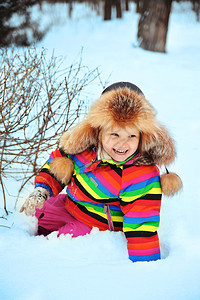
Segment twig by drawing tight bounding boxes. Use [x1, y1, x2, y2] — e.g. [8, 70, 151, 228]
[0, 47, 104, 210]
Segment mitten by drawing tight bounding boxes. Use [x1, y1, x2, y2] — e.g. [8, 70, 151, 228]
[20, 187, 50, 216]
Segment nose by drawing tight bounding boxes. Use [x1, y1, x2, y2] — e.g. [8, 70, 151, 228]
[115, 137, 128, 149]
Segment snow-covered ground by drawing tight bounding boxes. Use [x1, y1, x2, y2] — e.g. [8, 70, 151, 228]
[1, 2, 200, 299]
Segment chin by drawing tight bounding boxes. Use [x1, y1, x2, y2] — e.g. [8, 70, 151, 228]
[112, 154, 129, 162]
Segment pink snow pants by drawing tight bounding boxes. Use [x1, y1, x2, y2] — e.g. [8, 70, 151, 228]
[35, 194, 92, 237]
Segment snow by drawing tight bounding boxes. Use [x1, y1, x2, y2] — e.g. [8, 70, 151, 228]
[1, 2, 200, 300]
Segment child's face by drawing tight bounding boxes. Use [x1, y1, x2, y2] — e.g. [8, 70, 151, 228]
[100, 125, 140, 162]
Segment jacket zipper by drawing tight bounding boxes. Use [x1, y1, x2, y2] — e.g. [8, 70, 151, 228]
[103, 204, 114, 231]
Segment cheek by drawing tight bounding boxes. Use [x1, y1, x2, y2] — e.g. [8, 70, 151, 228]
[104, 139, 115, 150]
[130, 139, 140, 149]
[101, 135, 111, 150]
[136, 138, 140, 146]
[102, 134, 114, 146]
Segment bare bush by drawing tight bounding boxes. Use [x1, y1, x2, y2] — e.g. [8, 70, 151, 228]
[0, 47, 103, 214]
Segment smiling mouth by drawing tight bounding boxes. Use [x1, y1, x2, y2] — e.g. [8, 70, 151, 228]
[113, 149, 128, 154]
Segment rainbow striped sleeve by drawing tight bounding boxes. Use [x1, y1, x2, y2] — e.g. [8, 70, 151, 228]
[34, 149, 66, 196]
[120, 165, 162, 262]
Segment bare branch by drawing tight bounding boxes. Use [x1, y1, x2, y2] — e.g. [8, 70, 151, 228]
[0, 47, 105, 213]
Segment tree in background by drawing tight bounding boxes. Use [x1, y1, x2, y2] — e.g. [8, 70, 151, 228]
[192, 0, 200, 21]
[1, 0, 199, 51]
[0, 0, 48, 46]
[104, 0, 122, 20]
[137, 0, 172, 53]
[0, 48, 103, 214]
[125, 0, 129, 11]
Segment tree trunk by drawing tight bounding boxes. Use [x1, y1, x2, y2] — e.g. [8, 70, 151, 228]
[135, 0, 140, 13]
[192, 0, 200, 22]
[68, 0, 73, 18]
[104, 0, 112, 20]
[137, 0, 172, 53]
[115, 0, 122, 18]
[125, 0, 129, 11]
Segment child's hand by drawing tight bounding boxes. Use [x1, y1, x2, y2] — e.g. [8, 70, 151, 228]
[20, 187, 50, 216]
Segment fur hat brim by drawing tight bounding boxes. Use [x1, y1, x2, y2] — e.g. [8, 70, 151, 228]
[60, 87, 176, 167]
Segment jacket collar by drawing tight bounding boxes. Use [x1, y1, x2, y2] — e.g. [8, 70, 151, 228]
[76, 147, 140, 174]
[96, 144, 139, 166]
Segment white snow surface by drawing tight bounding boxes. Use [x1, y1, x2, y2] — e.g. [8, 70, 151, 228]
[1, 2, 200, 300]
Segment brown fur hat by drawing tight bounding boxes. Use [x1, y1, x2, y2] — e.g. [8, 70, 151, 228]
[58, 82, 182, 196]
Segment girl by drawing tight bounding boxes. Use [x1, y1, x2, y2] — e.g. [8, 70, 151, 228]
[20, 82, 182, 262]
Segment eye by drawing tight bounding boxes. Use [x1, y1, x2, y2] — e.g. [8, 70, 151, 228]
[129, 134, 136, 138]
[111, 133, 119, 137]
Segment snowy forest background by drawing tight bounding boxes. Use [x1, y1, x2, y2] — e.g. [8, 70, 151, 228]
[0, 1, 200, 299]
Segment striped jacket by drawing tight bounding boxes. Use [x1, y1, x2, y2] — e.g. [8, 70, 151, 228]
[35, 147, 162, 262]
